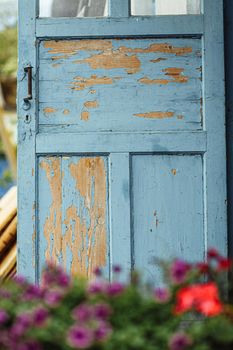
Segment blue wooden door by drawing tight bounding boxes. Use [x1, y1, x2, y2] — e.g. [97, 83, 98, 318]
[18, 0, 227, 282]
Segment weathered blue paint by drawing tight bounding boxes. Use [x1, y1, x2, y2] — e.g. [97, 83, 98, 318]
[18, 0, 227, 283]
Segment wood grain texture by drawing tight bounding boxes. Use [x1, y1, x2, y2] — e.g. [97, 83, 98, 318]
[39, 38, 202, 132]
[38, 156, 109, 279]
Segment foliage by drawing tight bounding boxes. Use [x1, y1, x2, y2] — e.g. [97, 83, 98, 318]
[0, 250, 233, 350]
[0, 26, 17, 78]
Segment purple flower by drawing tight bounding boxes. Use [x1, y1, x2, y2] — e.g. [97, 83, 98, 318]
[72, 304, 93, 322]
[112, 265, 122, 273]
[33, 307, 49, 326]
[170, 259, 190, 284]
[44, 290, 62, 306]
[17, 340, 42, 350]
[67, 325, 94, 349]
[0, 310, 9, 325]
[95, 321, 112, 341]
[154, 288, 170, 303]
[0, 289, 11, 299]
[107, 282, 125, 296]
[13, 275, 27, 285]
[169, 332, 192, 350]
[87, 281, 106, 294]
[93, 267, 102, 277]
[11, 313, 31, 338]
[23, 285, 43, 301]
[58, 271, 70, 287]
[94, 304, 112, 320]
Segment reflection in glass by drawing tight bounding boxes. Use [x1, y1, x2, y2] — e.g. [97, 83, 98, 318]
[131, 0, 201, 16]
[40, 0, 108, 18]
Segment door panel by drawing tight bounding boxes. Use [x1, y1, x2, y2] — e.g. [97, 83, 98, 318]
[132, 154, 204, 282]
[39, 38, 202, 131]
[38, 156, 109, 279]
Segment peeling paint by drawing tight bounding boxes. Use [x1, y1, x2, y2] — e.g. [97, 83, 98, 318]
[171, 169, 177, 176]
[61, 158, 107, 278]
[84, 101, 99, 109]
[71, 75, 114, 91]
[44, 40, 112, 59]
[40, 158, 62, 263]
[177, 115, 184, 120]
[90, 90, 96, 94]
[74, 50, 141, 74]
[63, 109, 70, 115]
[43, 107, 57, 115]
[118, 43, 193, 56]
[138, 68, 188, 85]
[134, 112, 174, 119]
[81, 111, 90, 121]
[32, 168, 34, 177]
[150, 57, 167, 63]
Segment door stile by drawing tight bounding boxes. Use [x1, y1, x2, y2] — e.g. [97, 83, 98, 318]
[109, 153, 131, 281]
[202, 0, 227, 256]
[17, 0, 38, 281]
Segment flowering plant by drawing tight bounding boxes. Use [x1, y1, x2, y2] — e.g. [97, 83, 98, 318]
[0, 249, 233, 350]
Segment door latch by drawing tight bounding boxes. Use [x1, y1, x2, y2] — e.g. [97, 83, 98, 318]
[24, 65, 33, 103]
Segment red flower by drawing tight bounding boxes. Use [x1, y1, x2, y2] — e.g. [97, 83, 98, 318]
[175, 282, 223, 317]
[196, 262, 209, 274]
[207, 248, 220, 259]
[217, 258, 232, 271]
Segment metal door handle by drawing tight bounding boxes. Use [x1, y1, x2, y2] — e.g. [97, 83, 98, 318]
[24, 65, 33, 103]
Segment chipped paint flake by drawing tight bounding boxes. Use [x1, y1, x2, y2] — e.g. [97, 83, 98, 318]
[74, 50, 141, 74]
[171, 169, 177, 176]
[134, 112, 174, 119]
[84, 101, 99, 109]
[44, 40, 112, 60]
[138, 68, 188, 85]
[118, 43, 193, 56]
[150, 57, 167, 63]
[81, 111, 90, 121]
[71, 75, 114, 91]
[63, 109, 70, 115]
[40, 158, 62, 263]
[61, 158, 107, 278]
[43, 107, 57, 115]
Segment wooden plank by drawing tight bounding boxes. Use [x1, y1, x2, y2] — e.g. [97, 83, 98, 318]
[203, 0, 227, 256]
[17, 0, 38, 281]
[39, 38, 202, 132]
[0, 189, 17, 233]
[36, 131, 207, 154]
[36, 15, 204, 38]
[109, 0, 130, 17]
[0, 244, 17, 279]
[109, 153, 131, 281]
[132, 154, 204, 283]
[0, 186, 17, 214]
[0, 215, 17, 256]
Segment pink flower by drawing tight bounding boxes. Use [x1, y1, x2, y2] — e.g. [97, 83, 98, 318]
[107, 282, 125, 296]
[17, 340, 42, 350]
[33, 307, 49, 326]
[93, 267, 102, 277]
[88, 281, 106, 294]
[94, 304, 112, 320]
[72, 304, 93, 322]
[11, 313, 31, 338]
[169, 332, 192, 350]
[95, 321, 112, 341]
[170, 259, 190, 284]
[44, 290, 62, 307]
[67, 325, 94, 349]
[154, 288, 170, 303]
[0, 310, 9, 325]
[23, 285, 43, 301]
[207, 248, 220, 259]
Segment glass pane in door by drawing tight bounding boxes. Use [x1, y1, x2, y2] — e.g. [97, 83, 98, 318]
[40, 0, 108, 17]
[131, 0, 201, 15]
